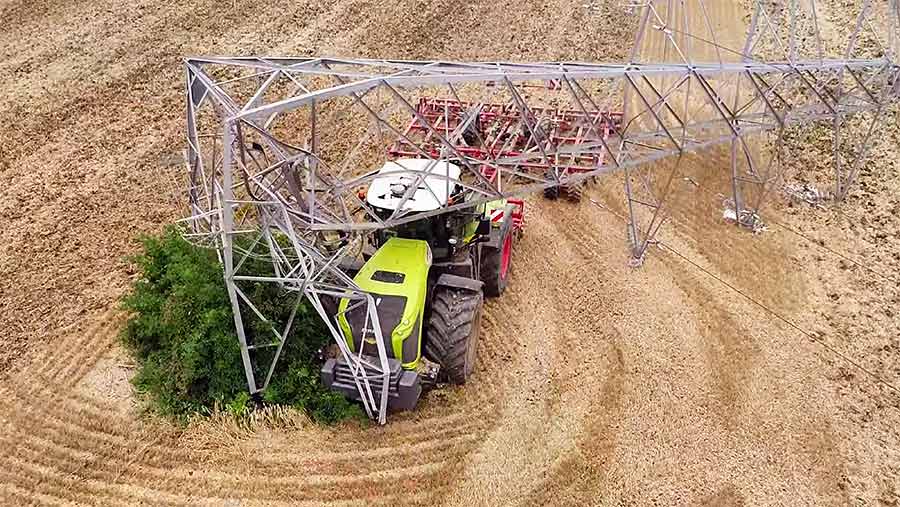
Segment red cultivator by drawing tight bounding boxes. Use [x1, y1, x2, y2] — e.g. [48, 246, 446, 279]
[388, 97, 624, 201]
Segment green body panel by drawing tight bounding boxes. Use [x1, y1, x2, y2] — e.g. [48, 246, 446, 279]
[338, 237, 431, 369]
[462, 202, 486, 243]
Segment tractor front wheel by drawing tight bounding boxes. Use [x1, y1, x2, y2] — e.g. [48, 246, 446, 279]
[425, 287, 484, 384]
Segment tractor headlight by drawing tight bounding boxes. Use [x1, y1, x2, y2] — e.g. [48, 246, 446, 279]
[392, 317, 415, 342]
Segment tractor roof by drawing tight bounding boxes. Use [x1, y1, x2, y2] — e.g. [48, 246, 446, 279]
[366, 159, 462, 213]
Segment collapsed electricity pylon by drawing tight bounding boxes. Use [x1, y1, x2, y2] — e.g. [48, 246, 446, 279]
[622, 0, 900, 259]
[181, 0, 899, 423]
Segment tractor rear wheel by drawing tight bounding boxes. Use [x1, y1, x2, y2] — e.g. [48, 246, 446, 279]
[425, 287, 484, 384]
[480, 226, 512, 298]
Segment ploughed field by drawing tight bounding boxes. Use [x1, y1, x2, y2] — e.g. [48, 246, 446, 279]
[0, 0, 898, 505]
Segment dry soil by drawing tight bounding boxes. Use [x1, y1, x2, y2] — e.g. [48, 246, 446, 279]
[0, 1, 898, 506]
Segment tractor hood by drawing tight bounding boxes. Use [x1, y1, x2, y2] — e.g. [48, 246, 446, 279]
[337, 237, 432, 369]
[366, 159, 462, 212]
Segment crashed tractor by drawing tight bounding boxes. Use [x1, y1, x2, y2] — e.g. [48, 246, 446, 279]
[321, 158, 524, 410]
[321, 97, 621, 411]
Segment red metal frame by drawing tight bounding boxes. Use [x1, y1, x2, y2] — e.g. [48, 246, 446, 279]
[507, 198, 525, 233]
[388, 97, 623, 176]
[387, 97, 620, 234]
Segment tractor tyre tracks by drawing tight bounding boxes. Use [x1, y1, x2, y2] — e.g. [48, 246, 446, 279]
[442, 197, 631, 504]
[0, 196, 633, 506]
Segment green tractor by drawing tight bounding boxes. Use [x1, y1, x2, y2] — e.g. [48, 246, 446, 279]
[321, 158, 523, 410]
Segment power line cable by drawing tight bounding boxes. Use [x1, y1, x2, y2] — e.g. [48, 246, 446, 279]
[655, 237, 900, 397]
[766, 215, 899, 285]
[690, 180, 900, 286]
[586, 196, 900, 399]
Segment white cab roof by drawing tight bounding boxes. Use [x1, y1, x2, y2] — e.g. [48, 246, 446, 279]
[366, 159, 462, 212]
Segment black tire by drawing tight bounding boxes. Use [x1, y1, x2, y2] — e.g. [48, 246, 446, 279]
[562, 179, 583, 202]
[424, 287, 484, 384]
[543, 168, 560, 200]
[480, 227, 512, 298]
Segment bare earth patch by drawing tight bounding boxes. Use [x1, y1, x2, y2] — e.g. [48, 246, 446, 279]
[74, 346, 137, 416]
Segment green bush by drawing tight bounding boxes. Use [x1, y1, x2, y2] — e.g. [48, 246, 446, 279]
[120, 227, 362, 424]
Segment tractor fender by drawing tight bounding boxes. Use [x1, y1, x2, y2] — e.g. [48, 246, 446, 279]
[435, 273, 483, 293]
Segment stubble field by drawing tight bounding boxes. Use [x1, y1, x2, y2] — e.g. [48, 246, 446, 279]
[0, 0, 898, 505]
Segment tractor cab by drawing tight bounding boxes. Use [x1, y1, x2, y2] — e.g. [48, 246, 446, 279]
[364, 159, 490, 260]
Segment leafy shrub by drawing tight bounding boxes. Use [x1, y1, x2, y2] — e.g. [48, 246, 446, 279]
[120, 227, 362, 424]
